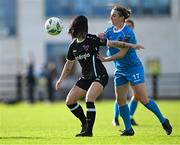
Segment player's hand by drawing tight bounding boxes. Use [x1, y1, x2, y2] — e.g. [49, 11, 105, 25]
[98, 32, 105, 39]
[134, 44, 144, 50]
[97, 54, 107, 62]
[55, 79, 62, 91]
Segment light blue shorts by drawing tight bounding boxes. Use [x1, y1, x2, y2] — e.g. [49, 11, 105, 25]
[114, 65, 145, 86]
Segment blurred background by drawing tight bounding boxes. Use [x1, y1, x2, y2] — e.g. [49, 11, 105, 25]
[0, 0, 180, 103]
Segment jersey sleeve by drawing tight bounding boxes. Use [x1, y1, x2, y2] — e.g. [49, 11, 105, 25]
[104, 28, 109, 39]
[125, 30, 137, 44]
[132, 31, 137, 44]
[66, 44, 75, 60]
[104, 26, 114, 40]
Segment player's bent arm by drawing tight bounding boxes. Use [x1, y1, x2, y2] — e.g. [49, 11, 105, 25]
[107, 40, 144, 50]
[55, 59, 75, 90]
[98, 47, 128, 62]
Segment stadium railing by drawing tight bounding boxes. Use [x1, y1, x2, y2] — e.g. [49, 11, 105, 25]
[0, 73, 180, 103]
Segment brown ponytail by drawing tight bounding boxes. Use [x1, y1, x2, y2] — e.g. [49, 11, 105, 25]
[113, 5, 131, 19]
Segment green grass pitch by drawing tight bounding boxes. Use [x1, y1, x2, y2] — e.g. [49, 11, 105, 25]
[0, 100, 180, 144]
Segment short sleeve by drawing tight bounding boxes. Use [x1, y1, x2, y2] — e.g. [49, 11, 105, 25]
[128, 31, 137, 44]
[123, 29, 137, 44]
[66, 44, 75, 60]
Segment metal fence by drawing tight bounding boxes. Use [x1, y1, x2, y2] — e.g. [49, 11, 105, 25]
[0, 73, 180, 103]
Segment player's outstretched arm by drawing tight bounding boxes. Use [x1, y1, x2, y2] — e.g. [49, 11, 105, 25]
[55, 59, 75, 90]
[107, 40, 144, 50]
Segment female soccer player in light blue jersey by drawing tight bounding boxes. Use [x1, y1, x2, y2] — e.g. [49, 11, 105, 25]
[98, 5, 172, 136]
[112, 19, 139, 127]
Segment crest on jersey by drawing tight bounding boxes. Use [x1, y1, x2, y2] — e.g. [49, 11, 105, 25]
[83, 45, 89, 51]
[124, 34, 131, 42]
[118, 37, 123, 41]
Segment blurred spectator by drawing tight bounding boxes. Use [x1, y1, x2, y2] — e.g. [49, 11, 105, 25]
[16, 73, 22, 102]
[26, 62, 36, 103]
[47, 61, 57, 102]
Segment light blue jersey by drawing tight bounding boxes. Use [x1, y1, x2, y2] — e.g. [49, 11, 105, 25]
[104, 24, 144, 86]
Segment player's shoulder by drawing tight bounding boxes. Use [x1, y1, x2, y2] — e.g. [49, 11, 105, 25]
[105, 26, 114, 33]
[68, 39, 76, 48]
[86, 33, 99, 41]
[87, 33, 97, 39]
[124, 25, 134, 34]
[104, 26, 114, 38]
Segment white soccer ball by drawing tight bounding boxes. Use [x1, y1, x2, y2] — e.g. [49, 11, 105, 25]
[45, 17, 63, 36]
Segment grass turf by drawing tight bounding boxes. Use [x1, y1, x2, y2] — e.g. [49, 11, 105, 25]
[0, 100, 180, 144]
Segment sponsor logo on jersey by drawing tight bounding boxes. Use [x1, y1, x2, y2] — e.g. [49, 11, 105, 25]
[75, 53, 90, 60]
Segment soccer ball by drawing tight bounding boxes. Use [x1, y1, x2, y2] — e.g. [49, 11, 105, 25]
[45, 17, 63, 36]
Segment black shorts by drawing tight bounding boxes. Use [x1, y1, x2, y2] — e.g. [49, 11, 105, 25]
[75, 74, 109, 91]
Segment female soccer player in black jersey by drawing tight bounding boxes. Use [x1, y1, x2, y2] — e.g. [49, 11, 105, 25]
[55, 15, 108, 137]
[55, 15, 143, 137]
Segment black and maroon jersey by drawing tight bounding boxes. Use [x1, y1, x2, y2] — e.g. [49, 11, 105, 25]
[67, 34, 108, 80]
